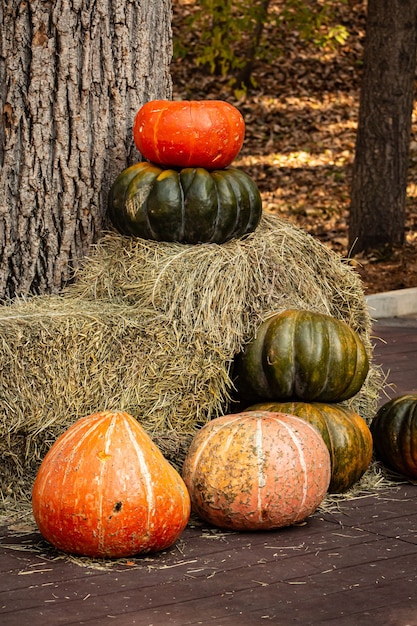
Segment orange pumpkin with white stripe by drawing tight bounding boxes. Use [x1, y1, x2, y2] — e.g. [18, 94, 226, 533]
[182, 411, 331, 531]
[32, 411, 190, 557]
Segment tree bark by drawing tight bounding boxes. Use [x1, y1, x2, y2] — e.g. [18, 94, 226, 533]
[349, 0, 417, 255]
[0, 0, 172, 299]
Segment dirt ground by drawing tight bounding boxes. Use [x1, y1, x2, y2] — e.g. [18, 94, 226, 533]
[171, 1, 417, 295]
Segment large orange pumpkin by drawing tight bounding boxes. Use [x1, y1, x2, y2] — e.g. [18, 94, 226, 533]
[133, 99, 245, 169]
[182, 411, 331, 531]
[32, 411, 191, 558]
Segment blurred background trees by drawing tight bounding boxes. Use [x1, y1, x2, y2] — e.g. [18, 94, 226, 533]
[1, 0, 416, 300]
[174, 0, 417, 263]
[175, 0, 349, 93]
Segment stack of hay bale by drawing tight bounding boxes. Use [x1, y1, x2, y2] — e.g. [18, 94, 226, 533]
[0, 101, 384, 503]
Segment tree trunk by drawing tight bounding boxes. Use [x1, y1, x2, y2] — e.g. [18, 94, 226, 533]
[349, 0, 417, 255]
[0, 0, 172, 299]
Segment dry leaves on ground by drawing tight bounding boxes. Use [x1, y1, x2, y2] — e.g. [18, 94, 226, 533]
[171, 1, 417, 295]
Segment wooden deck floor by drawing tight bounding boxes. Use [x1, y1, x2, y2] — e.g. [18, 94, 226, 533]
[1, 317, 416, 626]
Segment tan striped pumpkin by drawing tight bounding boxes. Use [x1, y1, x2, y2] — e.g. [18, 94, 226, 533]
[182, 411, 331, 531]
[32, 410, 190, 557]
[246, 402, 373, 493]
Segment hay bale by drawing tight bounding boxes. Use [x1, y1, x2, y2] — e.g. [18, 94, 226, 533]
[0, 213, 383, 501]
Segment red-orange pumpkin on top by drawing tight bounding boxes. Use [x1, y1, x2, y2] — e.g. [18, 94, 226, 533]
[133, 99, 245, 169]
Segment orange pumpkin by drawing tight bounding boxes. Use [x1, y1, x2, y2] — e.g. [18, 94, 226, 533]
[182, 411, 331, 531]
[32, 411, 191, 557]
[133, 99, 245, 169]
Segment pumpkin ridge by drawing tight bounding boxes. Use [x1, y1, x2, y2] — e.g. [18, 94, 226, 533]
[183, 424, 211, 492]
[276, 416, 309, 515]
[313, 403, 336, 462]
[302, 312, 328, 399]
[399, 410, 414, 471]
[107, 163, 142, 235]
[65, 412, 128, 553]
[332, 327, 349, 399]
[410, 402, 417, 466]
[222, 170, 250, 239]
[210, 171, 224, 242]
[125, 165, 159, 239]
[151, 106, 166, 164]
[148, 169, 184, 241]
[322, 321, 336, 398]
[255, 418, 266, 523]
[210, 171, 238, 242]
[277, 312, 295, 397]
[33, 412, 117, 552]
[96, 413, 118, 553]
[336, 323, 369, 401]
[184, 102, 198, 168]
[224, 106, 244, 166]
[124, 415, 156, 537]
[178, 173, 186, 241]
[336, 331, 359, 400]
[285, 313, 298, 398]
[180, 168, 217, 243]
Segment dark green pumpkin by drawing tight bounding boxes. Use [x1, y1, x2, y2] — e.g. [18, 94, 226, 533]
[246, 401, 373, 493]
[234, 309, 369, 403]
[107, 162, 262, 244]
[370, 394, 417, 479]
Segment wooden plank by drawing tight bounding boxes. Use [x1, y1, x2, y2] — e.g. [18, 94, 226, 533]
[325, 601, 417, 626]
[142, 554, 417, 624]
[373, 341, 417, 357]
[357, 516, 417, 543]
[372, 322, 417, 395]
[376, 366, 417, 389]
[320, 487, 417, 530]
[2, 543, 417, 626]
[2, 525, 416, 624]
[0, 511, 375, 579]
[373, 340, 417, 357]
[0, 519, 379, 598]
[373, 319, 417, 345]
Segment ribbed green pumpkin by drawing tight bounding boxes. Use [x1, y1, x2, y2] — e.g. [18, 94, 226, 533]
[107, 162, 262, 244]
[234, 309, 369, 403]
[246, 401, 373, 493]
[370, 394, 417, 479]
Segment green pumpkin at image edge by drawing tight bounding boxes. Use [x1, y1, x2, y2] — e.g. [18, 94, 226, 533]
[107, 162, 262, 244]
[370, 394, 417, 479]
